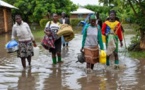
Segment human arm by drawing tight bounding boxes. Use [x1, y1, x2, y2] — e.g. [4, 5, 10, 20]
[44, 21, 51, 36]
[116, 23, 123, 47]
[97, 25, 104, 50]
[98, 19, 102, 28]
[81, 25, 88, 51]
[26, 23, 37, 47]
[11, 25, 16, 40]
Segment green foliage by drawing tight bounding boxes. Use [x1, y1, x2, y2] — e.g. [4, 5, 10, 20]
[3, 0, 78, 23]
[70, 18, 83, 26]
[99, 0, 145, 51]
[84, 5, 110, 14]
[84, 5, 110, 22]
[129, 51, 145, 59]
[39, 19, 49, 28]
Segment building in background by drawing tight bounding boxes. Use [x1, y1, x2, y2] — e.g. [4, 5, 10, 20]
[70, 7, 95, 18]
[0, 0, 17, 33]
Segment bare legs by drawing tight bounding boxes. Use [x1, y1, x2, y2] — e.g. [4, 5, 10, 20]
[21, 56, 32, 68]
[87, 63, 94, 70]
[21, 57, 26, 68]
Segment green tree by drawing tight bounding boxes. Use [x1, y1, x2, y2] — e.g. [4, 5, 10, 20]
[4, 0, 77, 23]
[84, 5, 111, 21]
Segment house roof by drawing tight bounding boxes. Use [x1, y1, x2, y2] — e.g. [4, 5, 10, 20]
[0, 0, 18, 9]
[70, 7, 95, 14]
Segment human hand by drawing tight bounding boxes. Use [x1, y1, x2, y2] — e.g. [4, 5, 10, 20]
[80, 48, 84, 52]
[45, 31, 51, 36]
[33, 41, 37, 47]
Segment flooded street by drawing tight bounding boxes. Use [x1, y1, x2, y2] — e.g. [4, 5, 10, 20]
[0, 32, 145, 90]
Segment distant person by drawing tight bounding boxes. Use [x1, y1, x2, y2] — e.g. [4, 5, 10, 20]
[59, 12, 70, 47]
[45, 13, 62, 64]
[11, 14, 37, 68]
[102, 10, 123, 69]
[81, 14, 104, 72]
[81, 14, 91, 34]
[96, 12, 102, 28]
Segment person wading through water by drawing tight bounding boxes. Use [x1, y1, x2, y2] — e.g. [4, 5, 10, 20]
[59, 12, 70, 47]
[102, 10, 123, 69]
[11, 14, 37, 68]
[45, 13, 62, 64]
[81, 14, 104, 72]
[96, 12, 102, 28]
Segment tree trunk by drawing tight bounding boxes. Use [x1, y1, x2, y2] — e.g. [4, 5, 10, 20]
[128, 0, 137, 16]
[140, 30, 145, 49]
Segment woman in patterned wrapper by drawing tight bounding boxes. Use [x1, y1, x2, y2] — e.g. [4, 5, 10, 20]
[11, 14, 37, 68]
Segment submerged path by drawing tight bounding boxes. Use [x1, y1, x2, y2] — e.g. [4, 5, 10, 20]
[0, 33, 145, 90]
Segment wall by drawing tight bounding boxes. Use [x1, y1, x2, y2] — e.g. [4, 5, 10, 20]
[0, 7, 13, 34]
[70, 14, 88, 19]
[0, 8, 4, 33]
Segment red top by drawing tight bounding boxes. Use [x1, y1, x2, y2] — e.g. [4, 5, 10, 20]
[102, 20, 123, 41]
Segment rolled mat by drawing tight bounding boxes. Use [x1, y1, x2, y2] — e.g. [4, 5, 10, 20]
[57, 24, 74, 42]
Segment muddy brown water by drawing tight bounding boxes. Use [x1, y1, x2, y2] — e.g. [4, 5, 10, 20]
[0, 33, 145, 90]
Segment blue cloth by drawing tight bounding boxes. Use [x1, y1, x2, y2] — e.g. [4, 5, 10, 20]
[81, 23, 90, 34]
[61, 36, 68, 45]
[6, 40, 18, 49]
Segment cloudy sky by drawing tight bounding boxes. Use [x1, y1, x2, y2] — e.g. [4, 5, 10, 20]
[70, 0, 101, 6]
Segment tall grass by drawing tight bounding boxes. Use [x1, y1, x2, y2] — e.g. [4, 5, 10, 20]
[129, 51, 145, 59]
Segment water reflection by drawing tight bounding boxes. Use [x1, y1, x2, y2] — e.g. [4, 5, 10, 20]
[17, 68, 35, 90]
[43, 64, 62, 90]
[61, 47, 69, 58]
[77, 74, 107, 90]
[0, 33, 145, 90]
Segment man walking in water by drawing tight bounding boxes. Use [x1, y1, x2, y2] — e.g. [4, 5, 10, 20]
[60, 12, 70, 47]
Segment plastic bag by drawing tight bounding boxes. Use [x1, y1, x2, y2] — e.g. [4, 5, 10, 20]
[5, 40, 18, 53]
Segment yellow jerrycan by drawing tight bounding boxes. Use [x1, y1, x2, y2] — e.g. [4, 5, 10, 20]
[99, 50, 106, 64]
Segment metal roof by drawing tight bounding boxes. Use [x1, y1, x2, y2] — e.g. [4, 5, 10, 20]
[0, 0, 18, 9]
[70, 7, 95, 14]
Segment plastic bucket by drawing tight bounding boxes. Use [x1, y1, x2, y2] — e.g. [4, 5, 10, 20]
[33, 46, 40, 59]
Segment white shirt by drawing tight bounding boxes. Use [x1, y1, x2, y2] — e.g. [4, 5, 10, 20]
[45, 21, 60, 33]
[84, 26, 98, 48]
[45, 21, 61, 39]
[11, 21, 34, 41]
[62, 19, 65, 24]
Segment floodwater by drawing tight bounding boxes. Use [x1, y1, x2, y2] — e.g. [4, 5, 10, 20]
[0, 32, 145, 90]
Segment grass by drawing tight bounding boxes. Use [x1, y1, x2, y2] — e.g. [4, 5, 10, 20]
[31, 26, 44, 38]
[31, 26, 82, 42]
[129, 51, 145, 59]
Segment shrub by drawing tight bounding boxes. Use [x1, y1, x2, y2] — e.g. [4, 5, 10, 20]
[39, 19, 49, 28]
[70, 18, 84, 26]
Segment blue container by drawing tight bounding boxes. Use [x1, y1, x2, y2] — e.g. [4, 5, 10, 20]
[106, 26, 110, 35]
